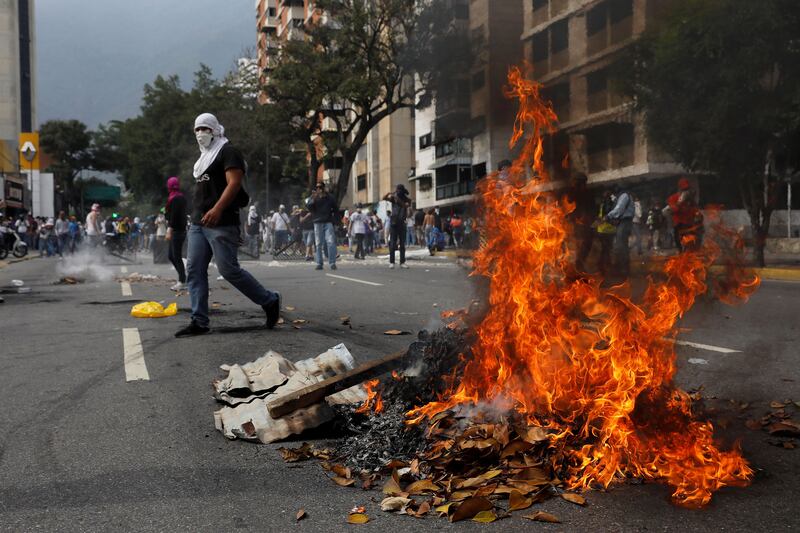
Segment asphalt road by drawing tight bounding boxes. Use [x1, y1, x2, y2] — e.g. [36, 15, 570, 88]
[0, 250, 798, 532]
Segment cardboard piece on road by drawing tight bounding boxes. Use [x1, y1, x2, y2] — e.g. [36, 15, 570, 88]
[213, 344, 367, 443]
[266, 349, 408, 419]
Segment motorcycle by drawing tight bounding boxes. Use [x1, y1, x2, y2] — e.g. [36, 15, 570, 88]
[0, 231, 28, 259]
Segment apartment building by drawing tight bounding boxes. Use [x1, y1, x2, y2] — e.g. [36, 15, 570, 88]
[0, 0, 36, 173]
[522, 0, 680, 189]
[412, 0, 524, 212]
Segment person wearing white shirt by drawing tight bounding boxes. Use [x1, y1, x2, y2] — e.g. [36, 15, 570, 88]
[271, 205, 291, 251]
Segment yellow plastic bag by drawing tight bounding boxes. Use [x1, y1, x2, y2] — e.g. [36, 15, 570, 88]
[130, 301, 178, 318]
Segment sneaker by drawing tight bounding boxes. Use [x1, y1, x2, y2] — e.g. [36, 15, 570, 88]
[330, 264, 337, 270]
[175, 321, 209, 338]
[305, 256, 313, 261]
[389, 263, 395, 269]
[315, 264, 323, 270]
[170, 282, 187, 291]
[263, 292, 281, 329]
[400, 263, 409, 269]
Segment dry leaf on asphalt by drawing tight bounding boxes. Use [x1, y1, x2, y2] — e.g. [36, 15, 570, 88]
[471, 510, 497, 523]
[296, 509, 306, 521]
[508, 490, 533, 511]
[770, 400, 788, 409]
[383, 329, 411, 335]
[407, 500, 431, 518]
[450, 496, 493, 522]
[745, 419, 763, 431]
[383, 469, 403, 495]
[347, 513, 369, 524]
[332, 476, 355, 487]
[277, 443, 315, 462]
[284, 305, 296, 311]
[406, 479, 440, 495]
[381, 496, 411, 512]
[767, 421, 800, 437]
[292, 319, 308, 325]
[523, 511, 561, 523]
[561, 493, 586, 506]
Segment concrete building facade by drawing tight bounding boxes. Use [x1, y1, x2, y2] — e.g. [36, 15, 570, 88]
[412, 0, 524, 212]
[521, 0, 679, 188]
[0, 0, 36, 174]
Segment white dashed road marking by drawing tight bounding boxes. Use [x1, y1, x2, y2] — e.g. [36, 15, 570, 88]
[325, 274, 383, 287]
[122, 328, 149, 381]
[120, 281, 132, 296]
[674, 340, 740, 354]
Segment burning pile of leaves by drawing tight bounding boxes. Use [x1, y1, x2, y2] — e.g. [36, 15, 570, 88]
[277, 327, 583, 523]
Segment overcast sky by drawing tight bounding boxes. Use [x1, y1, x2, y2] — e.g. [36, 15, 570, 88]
[36, 0, 255, 129]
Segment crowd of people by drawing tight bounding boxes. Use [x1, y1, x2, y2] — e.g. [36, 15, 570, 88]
[566, 173, 703, 280]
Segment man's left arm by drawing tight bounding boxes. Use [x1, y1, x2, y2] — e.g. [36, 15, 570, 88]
[607, 193, 630, 220]
[202, 168, 243, 227]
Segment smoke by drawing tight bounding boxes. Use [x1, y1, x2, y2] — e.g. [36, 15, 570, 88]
[57, 248, 113, 281]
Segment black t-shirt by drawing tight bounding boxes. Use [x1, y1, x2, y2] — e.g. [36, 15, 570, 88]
[166, 195, 187, 232]
[414, 209, 425, 226]
[191, 144, 246, 227]
[388, 193, 409, 226]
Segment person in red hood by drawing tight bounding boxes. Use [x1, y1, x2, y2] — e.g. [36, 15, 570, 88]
[667, 177, 703, 250]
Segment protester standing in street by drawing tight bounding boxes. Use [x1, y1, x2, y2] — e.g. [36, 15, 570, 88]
[306, 182, 339, 271]
[85, 204, 102, 248]
[632, 194, 644, 256]
[298, 206, 314, 261]
[383, 184, 411, 269]
[271, 205, 291, 252]
[596, 191, 617, 277]
[666, 177, 703, 251]
[246, 205, 260, 256]
[55, 211, 68, 256]
[348, 205, 368, 259]
[646, 202, 665, 251]
[176, 112, 280, 337]
[68, 215, 80, 253]
[605, 185, 635, 278]
[414, 208, 425, 248]
[165, 176, 188, 291]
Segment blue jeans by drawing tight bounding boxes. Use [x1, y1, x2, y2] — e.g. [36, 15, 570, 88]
[314, 222, 337, 266]
[186, 224, 277, 328]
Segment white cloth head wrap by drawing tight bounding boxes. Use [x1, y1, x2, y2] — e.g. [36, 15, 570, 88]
[193, 113, 230, 179]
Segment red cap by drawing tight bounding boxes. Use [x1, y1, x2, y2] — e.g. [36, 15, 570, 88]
[678, 178, 690, 191]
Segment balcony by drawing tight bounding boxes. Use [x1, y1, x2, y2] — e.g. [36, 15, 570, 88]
[435, 179, 477, 201]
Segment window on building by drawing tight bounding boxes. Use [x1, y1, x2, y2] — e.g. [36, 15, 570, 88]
[471, 70, 485, 91]
[356, 144, 368, 161]
[586, 4, 607, 36]
[267, 7, 276, 17]
[532, 0, 549, 24]
[419, 133, 432, 150]
[472, 162, 487, 180]
[586, 69, 608, 113]
[587, 0, 633, 54]
[532, 31, 549, 63]
[417, 174, 432, 192]
[291, 18, 304, 28]
[550, 19, 569, 54]
[542, 82, 570, 122]
[357, 174, 367, 191]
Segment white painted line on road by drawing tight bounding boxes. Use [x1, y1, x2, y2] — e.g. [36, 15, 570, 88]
[325, 274, 384, 287]
[120, 281, 132, 296]
[688, 358, 709, 365]
[122, 328, 150, 382]
[120, 266, 128, 273]
[674, 340, 740, 354]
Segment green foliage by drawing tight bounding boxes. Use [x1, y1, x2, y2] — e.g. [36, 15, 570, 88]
[616, 0, 800, 265]
[265, 0, 473, 203]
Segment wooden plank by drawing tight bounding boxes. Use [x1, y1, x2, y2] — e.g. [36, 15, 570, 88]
[267, 349, 408, 419]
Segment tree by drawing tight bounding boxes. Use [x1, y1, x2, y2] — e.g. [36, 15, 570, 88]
[266, 0, 473, 205]
[616, 0, 800, 266]
[39, 119, 112, 213]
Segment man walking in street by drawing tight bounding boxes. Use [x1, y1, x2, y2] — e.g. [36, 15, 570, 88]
[605, 185, 635, 278]
[383, 184, 411, 269]
[176, 112, 280, 337]
[271, 205, 291, 252]
[306, 181, 339, 270]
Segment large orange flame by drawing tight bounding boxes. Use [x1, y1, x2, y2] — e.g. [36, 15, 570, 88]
[407, 66, 759, 507]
